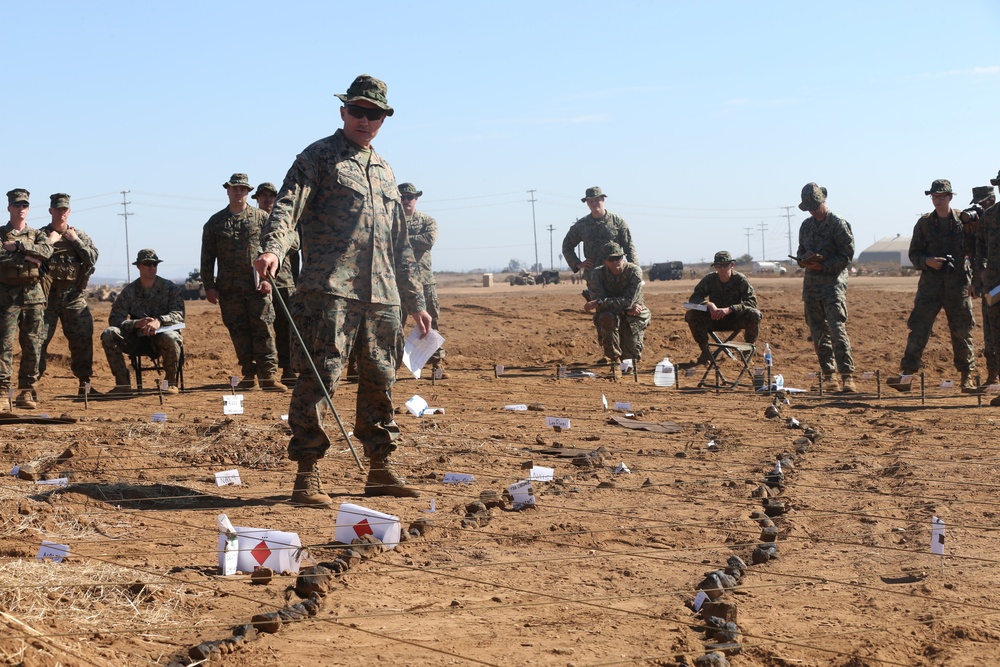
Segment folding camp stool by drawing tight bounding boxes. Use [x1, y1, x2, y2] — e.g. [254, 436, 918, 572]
[130, 341, 186, 394]
[698, 331, 756, 389]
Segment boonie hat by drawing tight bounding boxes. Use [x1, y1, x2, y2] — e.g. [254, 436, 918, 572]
[603, 241, 624, 258]
[925, 179, 953, 196]
[6, 189, 29, 205]
[991, 170, 1000, 187]
[335, 74, 394, 116]
[49, 193, 71, 208]
[798, 183, 828, 212]
[713, 251, 735, 266]
[582, 186, 606, 203]
[133, 249, 163, 265]
[398, 183, 423, 197]
[251, 182, 277, 199]
[971, 186, 994, 205]
[224, 173, 254, 190]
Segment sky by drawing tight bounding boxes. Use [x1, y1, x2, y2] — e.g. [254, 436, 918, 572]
[6, 0, 1000, 282]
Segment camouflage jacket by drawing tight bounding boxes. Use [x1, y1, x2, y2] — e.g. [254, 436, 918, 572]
[796, 211, 854, 291]
[39, 224, 98, 292]
[260, 129, 425, 311]
[974, 202, 1000, 290]
[562, 212, 638, 274]
[201, 205, 269, 292]
[909, 209, 972, 285]
[109, 276, 185, 332]
[273, 227, 300, 291]
[406, 210, 437, 286]
[588, 261, 646, 314]
[0, 223, 54, 303]
[689, 270, 757, 313]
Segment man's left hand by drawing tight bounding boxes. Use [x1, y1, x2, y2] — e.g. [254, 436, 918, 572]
[258, 280, 272, 295]
[412, 310, 432, 337]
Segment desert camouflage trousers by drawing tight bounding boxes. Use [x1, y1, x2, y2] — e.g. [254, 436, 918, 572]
[901, 274, 975, 374]
[272, 286, 295, 373]
[218, 288, 278, 379]
[286, 292, 404, 463]
[40, 285, 94, 381]
[0, 285, 43, 390]
[101, 326, 183, 385]
[803, 288, 855, 376]
[593, 309, 651, 362]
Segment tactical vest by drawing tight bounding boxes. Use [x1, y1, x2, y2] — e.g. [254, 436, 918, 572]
[0, 229, 41, 286]
[48, 239, 81, 284]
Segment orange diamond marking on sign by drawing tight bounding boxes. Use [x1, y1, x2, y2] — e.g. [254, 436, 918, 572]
[353, 518, 374, 537]
[251, 540, 271, 565]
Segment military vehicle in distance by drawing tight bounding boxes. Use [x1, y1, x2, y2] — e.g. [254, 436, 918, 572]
[536, 270, 560, 285]
[647, 261, 684, 281]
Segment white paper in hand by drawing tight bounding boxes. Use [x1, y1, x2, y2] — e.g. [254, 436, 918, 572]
[401, 327, 445, 379]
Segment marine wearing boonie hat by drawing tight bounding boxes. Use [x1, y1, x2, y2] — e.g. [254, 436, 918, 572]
[335, 74, 394, 116]
[990, 170, 1000, 187]
[223, 173, 254, 191]
[398, 183, 423, 197]
[712, 251, 735, 266]
[49, 193, 71, 208]
[971, 186, 994, 205]
[924, 179, 953, 196]
[133, 249, 163, 265]
[582, 186, 606, 203]
[798, 183, 828, 212]
[6, 189, 29, 205]
[251, 182, 277, 200]
[602, 241, 624, 258]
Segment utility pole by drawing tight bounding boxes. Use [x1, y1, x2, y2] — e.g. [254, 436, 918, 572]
[744, 227, 754, 257]
[119, 190, 133, 282]
[527, 189, 539, 272]
[546, 224, 556, 270]
[757, 220, 768, 261]
[781, 206, 796, 255]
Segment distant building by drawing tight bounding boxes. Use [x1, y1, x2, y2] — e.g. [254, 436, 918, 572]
[857, 235, 911, 268]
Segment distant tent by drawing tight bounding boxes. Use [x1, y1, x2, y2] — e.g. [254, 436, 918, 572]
[857, 235, 911, 268]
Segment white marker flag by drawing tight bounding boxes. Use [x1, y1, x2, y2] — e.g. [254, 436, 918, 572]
[931, 516, 945, 556]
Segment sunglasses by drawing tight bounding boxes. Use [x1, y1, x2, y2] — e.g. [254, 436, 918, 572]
[401, 195, 417, 202]
[10, 203, 29, 208]
[139, 261, 158, 267]
[345, 104, 386, 121]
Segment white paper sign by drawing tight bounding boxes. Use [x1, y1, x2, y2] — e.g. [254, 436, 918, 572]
[940, 380, 954, 389]
[615, 402, 631, 410]
[931, 516, 945, 556]
[504, 404, 528, 411]
[36, 541, 70, 563]
[230, 376, 239, 388]
[36, 478, 68, 487]
[529, 466, 554, 482]
[692, 590, 709, 611]
[774, 461, 782, 474]
[602, 394, 608, 410]
[217, 514, 239, 576]
[861, 372, 874, 380]
[152, 413, 167, 422]
[405, 395, 429, 417]
[621, 359, 632, 373]
[442, 472, 476, 484]
[494, 364, 504, 376]
[223, 395, 244, 415]
[334, 503, 401, 550]
[545, 416, 571, 430]
[507, 479, 535, 509]
[615, 462, 631, 474]
[215, 469, 242, 486]
[401, 327, 445, 379]
[216, 526, 303, 574]
[160, 379, 169, 392]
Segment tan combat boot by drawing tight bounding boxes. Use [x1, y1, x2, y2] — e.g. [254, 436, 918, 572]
[291, 458, 333, 506]
[365, 457, 421, 498]
[236, 375, 257, 390]
[960, 371, 977, 394]
[15, 390, 36, 410]
[810, 373, 838, 392]
[260, 375, 288, 392]
[840, 374, 857, 393]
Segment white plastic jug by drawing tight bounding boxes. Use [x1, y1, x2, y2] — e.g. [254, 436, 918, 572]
[653, 357, 676, 387]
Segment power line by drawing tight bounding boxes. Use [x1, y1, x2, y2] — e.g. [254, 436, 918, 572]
[118, 191, 133, 282]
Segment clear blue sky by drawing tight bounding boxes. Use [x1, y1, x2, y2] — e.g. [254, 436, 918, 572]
[7, 0, 1000, 281]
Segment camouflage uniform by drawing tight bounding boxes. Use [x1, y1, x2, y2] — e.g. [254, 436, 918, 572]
[975, 188, 1000, 382]
[260, 127, 425, 463]
[272, 229, 300, 376]
[0, 212, 54, 394]
[901, 208, 975, 374]
[588, 260, 651, 362]
[798, 205, 856, 377]
[101, 273, 184, 386]
[400, 209, 442, 366]
[686, 270, 761, 359]
[201, 204, 279, 379]
[562, 212, 638, 284]
[38, 215, 99, 384]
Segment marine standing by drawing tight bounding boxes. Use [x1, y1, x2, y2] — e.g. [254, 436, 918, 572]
[202, 174, 285, 391]
[0, 189, 54, 409]
[254, 74, 431, 506]
[894, 179, 976, 392]
[38, 193, 100, 396]
[794, 183, 857, 393]
[398, 182, 445, 375]
[969, 183, 997, 385]
[562, 186, 638, 288]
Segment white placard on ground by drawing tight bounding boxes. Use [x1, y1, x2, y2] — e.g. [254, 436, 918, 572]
[615, 402, 631, 410]
[692, 590, 709, 611]
[442, 472, 476, 484]
[334, 503, 401, 550]
[223, 395, 244, 415]
[37, 541, 70, 563]
[508, 480, 535, 509]
[545, 416, 571, 430]
[36, 478, 68, 487]
[405, 395, 429, 417]
[152, 413, 167, 422]
[529, 466, 554, 482]
[931, 516, 945, 556]
[504, 404, 528, 411]
[215, 469, 242, 486]
[215, 526, 303, 574]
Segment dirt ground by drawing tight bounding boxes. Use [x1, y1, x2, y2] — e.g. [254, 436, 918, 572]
[2, 273, 1000, 666]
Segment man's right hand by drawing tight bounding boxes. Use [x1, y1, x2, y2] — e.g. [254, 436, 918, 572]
[205, 288, 219, 305]
[579, 259, 594, 272]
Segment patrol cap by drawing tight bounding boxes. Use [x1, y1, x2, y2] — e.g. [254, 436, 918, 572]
[971, 186, 994, 205]
[398, 182, 423, 197]
[49, 193, 71, 208]
[335, 74, 394, 116]
[223, 173, 254, 190]
[713, 250, 735, 266]
[133, 249, 163, 265]
[991, 170, 1000, 187]
[6, 189, 29, 205]
[603, 241, 624, 258]
[582, 186, 606, 203]
[798, 182, 828, 212]
[924, 179, 953, 196]
[251, 182, 277, 199]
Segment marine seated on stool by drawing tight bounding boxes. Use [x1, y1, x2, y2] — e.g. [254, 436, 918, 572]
[684, 250, 761, 366]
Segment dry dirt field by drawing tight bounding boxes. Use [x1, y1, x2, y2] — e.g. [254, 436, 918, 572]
[2, 274, 1000, 667]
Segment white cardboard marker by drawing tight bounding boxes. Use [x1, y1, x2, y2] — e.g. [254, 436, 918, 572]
[335, 503, 401, 550]
[223, 395, 244, 415]
[215, 469, 242, 486]
[442, 472, 476, 484]
[615, 462, 631, 474]
[36, 478, 69, 487]
[36, 541, 70, 563]
[931, 516, 945, 556]
[692, 590, 709, 611]
[545, 416, 571, 430]
[152, 413, 167, 423]
[616, 401, 631, 410]
[217, 514, 239, 576]
[507, 479, 535, 509]
[216, 523, 303, 574]
[529, 466, 554, 482]
[504, 404, 528, 411]
[405, 395, 429, 417]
